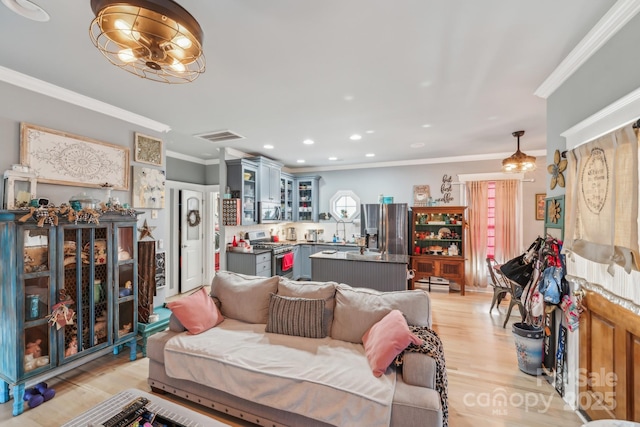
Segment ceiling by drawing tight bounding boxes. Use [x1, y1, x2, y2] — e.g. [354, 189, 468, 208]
[0, 0, 617, 170]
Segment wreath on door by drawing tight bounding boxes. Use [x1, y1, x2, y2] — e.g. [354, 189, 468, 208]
[187, 209, 201, 227]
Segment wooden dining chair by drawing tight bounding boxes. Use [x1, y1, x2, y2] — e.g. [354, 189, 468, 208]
[486, 257, 526, 328]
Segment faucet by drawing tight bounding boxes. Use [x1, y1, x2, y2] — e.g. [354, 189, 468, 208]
[336, 220, 347, 243]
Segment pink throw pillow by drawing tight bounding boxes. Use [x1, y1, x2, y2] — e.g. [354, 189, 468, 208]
[166, 287, 224, 335]
[362, 310, 423, 377]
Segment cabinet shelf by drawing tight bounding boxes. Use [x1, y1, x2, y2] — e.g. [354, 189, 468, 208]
[415, 238, 462, 242]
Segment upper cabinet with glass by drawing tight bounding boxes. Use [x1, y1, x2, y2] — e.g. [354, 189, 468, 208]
[330, 190, 360, 221]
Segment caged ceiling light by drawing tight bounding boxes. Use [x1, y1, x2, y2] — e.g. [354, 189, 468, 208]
[90, 0, 205, 84]
[502, 130, 537, 173]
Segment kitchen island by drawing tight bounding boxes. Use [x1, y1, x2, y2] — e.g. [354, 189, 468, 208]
[310, 251, 409, 292]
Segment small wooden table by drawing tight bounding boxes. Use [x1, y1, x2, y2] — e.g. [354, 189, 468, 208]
[137, 306, 171, 357]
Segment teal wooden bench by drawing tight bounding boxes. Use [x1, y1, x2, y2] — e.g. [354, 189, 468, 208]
[137, 306, 172, 357]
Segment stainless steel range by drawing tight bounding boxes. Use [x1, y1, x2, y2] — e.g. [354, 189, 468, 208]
[247, 231, 294, 278]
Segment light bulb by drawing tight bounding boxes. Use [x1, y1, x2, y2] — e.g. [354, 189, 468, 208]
[173, 35, 192, 49]
[117, 48, 136, 63]
[170, 59, 185, 72]
[114, 19, 139, 40]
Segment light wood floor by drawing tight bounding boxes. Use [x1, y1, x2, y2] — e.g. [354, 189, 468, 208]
[0, 288, 586, 426]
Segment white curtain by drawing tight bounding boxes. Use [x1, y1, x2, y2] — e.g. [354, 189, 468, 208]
[466, 181, 488, 287]
[494, 180, 520, 264]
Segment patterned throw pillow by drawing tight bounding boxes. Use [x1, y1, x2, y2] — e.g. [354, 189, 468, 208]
[266, 294, 325, 338]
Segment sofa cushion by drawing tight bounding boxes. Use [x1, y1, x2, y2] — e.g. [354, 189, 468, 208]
[166, 287, 224, 335]
[331, 285, 432, 344]
[363, 310, 423, 377]
[266, 294, 325, 338]
[277, 277, 336, 336]
[211, 271, 279, 324]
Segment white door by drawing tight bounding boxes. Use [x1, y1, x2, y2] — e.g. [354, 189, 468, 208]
[180, 189, 204, 293]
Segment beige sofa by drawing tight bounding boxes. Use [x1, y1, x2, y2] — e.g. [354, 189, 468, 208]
[147, 271, 444, 427]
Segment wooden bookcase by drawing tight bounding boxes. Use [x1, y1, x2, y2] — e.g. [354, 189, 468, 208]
[410, 206, 467, 295]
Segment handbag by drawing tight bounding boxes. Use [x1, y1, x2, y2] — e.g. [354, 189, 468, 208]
[499, 237, 543, 287]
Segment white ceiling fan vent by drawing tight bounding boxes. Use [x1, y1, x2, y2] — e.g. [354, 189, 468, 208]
[194, 130, 244, 143]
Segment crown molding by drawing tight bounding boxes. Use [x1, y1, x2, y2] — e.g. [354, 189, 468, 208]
[561, 84, 640, 149]
[535, 0, 640, 99]
[166, 150, 220, 165]
[0, 66, 171, 133]
[286, 150, 547, 174]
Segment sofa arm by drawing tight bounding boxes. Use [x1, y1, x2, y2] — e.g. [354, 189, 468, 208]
[401, 352, 437, 389]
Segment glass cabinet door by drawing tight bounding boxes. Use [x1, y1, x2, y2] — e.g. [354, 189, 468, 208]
[114, 225, 136, 342]
[242, 166, 257, 224]
[297, 179, 314, 222]
[281, 174, 294, 221]
[60, 225, 111, 362]
[21, 227, 55, 376]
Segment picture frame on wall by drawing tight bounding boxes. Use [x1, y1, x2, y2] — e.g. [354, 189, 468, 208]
[134, 133, 163, 166]
[132, 166, 165, 209]
[535, 193, 546, 221]
[20, 123, 129, 190]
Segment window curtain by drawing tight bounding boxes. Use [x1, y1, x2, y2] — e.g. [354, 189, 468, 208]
[466, 181, 488, 287]
[564, 123, 639, 274]
[493, 180, 520, 264]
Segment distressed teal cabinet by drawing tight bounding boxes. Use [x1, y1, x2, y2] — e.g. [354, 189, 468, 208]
[0, 211, 139, 416]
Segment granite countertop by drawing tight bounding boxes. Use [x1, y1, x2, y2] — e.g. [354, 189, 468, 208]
[309, 250, 409, 264]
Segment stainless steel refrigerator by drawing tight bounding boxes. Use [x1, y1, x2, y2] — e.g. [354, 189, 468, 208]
[360, 203, 408, 255]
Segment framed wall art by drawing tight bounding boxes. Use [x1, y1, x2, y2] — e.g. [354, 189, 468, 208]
[132, 166, 165, 209]
[535, 193, 546, 221]
[20, 123, 129, 190]
[134, 133, 163, 166]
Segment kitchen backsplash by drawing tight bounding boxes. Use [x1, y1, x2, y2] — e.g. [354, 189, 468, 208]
[225, 221, 361, 244]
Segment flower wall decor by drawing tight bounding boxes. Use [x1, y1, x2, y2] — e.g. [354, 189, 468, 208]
[547, 150, 567, 190]
[548, 199, 562, 224]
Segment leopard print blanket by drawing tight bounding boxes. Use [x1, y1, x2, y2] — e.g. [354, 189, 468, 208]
[395, 326, 448, 427]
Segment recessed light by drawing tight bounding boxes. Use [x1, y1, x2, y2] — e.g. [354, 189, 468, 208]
[410, 143, 425, 148]
[297, 159, 305, 163]
[2, 0, 49, 21]
[343, 95, 354, 101]
[420, 80, 432, 88]
[303, 139, 314, 145]
[328, 156, 338, 161]
[488, 116, 499, 121]
[366, 130, 375, 134]
[365, 153, 375, 157]
[422, 124, 432, 128]
[350, 134, 362, 141]
[263, 144, 274, 149]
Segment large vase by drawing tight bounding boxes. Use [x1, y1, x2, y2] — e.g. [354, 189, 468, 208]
[512, 322, 544, 375]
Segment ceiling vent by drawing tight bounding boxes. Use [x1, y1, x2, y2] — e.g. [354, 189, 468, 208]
[194, 130, 244, 143]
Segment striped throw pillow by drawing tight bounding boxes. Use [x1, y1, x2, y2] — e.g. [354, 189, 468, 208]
[266, 294, 325, 338]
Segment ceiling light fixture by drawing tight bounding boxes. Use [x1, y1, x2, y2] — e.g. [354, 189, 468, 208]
[263, 144, 274, 149]
[350, 134, 362, 141]
[303, 139, 314, 145]
[89, 0, 205, 84]
[502, 130, 536, 173]
[328, 157, 337, 161]
[2, 0, 49, 21]
[365, 153, 375, 157]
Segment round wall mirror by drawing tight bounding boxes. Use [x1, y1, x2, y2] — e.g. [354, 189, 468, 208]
[330, 190, 360, 221]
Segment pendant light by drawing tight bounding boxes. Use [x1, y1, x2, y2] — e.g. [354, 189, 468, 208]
[502, 130, 537, 173]
[89, 0, 205, 84]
